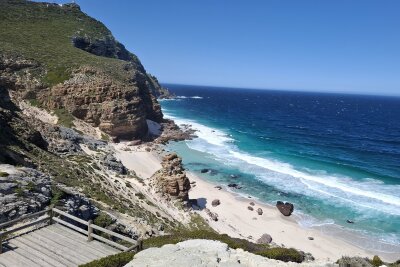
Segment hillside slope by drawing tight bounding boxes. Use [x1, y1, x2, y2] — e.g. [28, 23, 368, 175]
[0, 0, 170, 140]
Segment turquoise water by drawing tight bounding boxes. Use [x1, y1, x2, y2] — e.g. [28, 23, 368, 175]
[160, 84, 400, 253]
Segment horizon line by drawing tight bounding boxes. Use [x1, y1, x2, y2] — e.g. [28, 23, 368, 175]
[160, 82, 400, 98]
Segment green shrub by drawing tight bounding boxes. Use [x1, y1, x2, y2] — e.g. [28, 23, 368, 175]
[26, 181, 36, 192]
[101, 133, 110, 141]
[0, 171, 9, 177]
[43, 66, 71, 86]
[94, 212, 114, 228]
[14, 187, 24, 197]
[256, 247, 304, 263]
[337, 256, 373, 267]
[78, 252, 135, 267]
[54, 108, 75, 128]
[27, 98, 41, 107]
[371, 255, 383, 267]
[50, 187, 66, 205]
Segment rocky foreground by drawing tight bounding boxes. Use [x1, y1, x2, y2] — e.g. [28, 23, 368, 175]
[125, 240, 335, 267]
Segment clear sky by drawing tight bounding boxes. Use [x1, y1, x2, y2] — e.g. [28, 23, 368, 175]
[46, 1, 400, 96]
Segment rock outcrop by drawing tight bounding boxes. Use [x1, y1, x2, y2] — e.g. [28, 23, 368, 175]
[125, 240, 334, 267]
[0, 165, 51, 223]
[276, 201, 294, 216]
[152, 153, 191, 201]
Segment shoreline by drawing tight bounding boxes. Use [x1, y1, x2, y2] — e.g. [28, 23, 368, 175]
[187, 172, 399, 262]
[113, 141, 400, 262]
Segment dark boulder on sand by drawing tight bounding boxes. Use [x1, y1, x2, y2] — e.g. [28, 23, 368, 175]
[211, 199, 220, 207]
[257, 234, 272, 244]
[257, 208, 263, 215]
[276, 201, 294, 216]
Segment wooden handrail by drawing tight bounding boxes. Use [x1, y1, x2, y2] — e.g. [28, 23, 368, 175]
[0, 209, 49, 230]
[0, 206, 141, 254]
[52, 208, 89, 226]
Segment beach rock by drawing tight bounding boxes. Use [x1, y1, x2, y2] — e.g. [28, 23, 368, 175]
[248, 206, 254, 211]
[205, 208, 218, 221]
[257, 234, 272, 244]
[211, 199, 220, 207]
[346, 220, 354, 224]
[257, 208, 263, 215]
[276, 201, 294, 216]
[249, 202, 255, 206]
[200, 168, 209, 173]
[152, 153, 191, 201]
[308, 237, 314, 240]
[228, 183, 242, 189]
[215, 185, 222, 190]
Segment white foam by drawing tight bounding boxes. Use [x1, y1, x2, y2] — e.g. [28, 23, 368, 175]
[163, 110, 400, 216]
[176, 95, 203, 99]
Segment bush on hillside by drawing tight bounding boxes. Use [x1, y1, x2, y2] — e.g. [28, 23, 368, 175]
[78, 252, 134, 267]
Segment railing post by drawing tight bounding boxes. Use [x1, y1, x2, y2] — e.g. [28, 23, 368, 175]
[87, 220, 93, 242]
[48, 205, 54, 225]
[0, 234, 3, 254]
[137, 239, 143, 251]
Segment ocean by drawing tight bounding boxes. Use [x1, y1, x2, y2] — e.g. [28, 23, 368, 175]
[159, 84, 400, 252]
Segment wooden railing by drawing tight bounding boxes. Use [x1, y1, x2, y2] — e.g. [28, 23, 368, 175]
[0, 207, 142, 254]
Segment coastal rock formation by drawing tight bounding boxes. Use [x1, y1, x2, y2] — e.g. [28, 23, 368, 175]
[276, 201, 294, 216]
[152, 153, 191, 201]
[257, 234, 273, 244]
[154, 119, 197, 144]
[44, 66, 162, 140]
[125, 240, 334, 267]
[0, 165, 51, 223]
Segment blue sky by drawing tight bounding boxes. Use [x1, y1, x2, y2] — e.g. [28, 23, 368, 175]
[47, 1, 399, 95]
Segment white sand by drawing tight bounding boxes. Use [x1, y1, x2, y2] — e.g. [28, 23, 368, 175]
[110, 144, 399, 262]
[113, 143, 161, 179]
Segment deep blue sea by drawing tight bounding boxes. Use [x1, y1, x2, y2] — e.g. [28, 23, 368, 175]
[160, 84, 400, 252]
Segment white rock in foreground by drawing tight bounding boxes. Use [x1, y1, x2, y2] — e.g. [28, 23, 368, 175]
[124, 239, 336, 267]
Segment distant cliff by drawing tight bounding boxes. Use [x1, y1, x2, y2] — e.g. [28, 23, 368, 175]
[0, 0, 171, 140]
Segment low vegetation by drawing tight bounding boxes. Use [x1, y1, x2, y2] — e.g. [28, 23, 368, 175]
[78, 252, 135, 267]
[337, 256, 400, 267]
[53, 108, 75, 128]
[94, 212, 114, 228]
[0, 171, 9, 177]
[143, 230, 304, 263]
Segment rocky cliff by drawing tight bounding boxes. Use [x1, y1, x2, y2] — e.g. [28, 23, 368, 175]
[0, 0, 169, 140]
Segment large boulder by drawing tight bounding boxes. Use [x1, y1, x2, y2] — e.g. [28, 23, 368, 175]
[276, 201, 294, 216]
[211, 199, 220, 207]
[257, 234, 272, 244]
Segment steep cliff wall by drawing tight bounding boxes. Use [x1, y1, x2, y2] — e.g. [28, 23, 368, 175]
[0, 0, 167, 139]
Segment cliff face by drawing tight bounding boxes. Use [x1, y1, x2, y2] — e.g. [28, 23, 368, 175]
[0, 0, 168, 140]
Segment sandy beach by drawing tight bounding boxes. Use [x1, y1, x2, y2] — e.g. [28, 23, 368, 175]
[112, 142, 399, 262]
